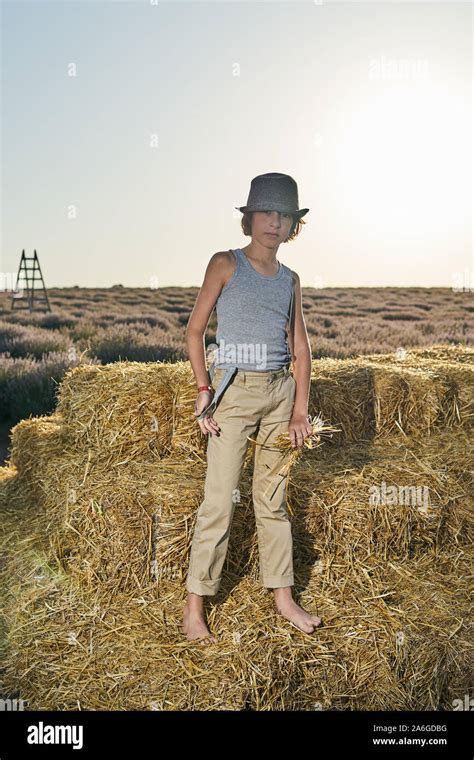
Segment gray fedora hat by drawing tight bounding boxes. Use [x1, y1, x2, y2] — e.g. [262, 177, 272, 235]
[235, 172, 309, 219]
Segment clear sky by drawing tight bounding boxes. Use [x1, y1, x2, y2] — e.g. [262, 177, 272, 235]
[1, 0, 472, 289]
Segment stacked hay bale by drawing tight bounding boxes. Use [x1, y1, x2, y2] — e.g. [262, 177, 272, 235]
[283, 428, 472, 709]
[0, 346, 472, 710]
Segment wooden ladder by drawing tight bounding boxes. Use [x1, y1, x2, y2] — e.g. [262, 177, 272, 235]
[11, 250, 51, 312]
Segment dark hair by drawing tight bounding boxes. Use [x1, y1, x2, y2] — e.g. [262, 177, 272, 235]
[240, 211, 306, 242]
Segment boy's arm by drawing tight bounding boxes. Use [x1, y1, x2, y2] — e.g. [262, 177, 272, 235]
[287, 271, 312, 417]
[185, 251, 233, 388]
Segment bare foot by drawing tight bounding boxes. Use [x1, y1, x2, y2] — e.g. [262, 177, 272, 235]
[182, 598, 217, 645]
[273, 590, 323, 633]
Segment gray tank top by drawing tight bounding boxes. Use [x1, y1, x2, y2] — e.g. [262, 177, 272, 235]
[213, 248, 294, 371]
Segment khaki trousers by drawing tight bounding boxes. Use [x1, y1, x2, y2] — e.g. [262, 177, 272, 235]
[186, 366, 296, 596]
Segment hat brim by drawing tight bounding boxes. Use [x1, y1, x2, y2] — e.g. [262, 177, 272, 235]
[235, 206, 309, 218]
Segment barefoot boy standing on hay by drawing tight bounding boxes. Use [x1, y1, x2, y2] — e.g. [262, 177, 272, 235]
[182, 172, 323, 644]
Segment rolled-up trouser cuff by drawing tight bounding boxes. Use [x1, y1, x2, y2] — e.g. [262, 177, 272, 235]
[261, 573, 294, 589]
[186, 575, 220, 596]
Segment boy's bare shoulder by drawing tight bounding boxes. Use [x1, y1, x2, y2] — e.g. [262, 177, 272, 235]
[210, 249, 235, 266]
[206, 250, 236, 287]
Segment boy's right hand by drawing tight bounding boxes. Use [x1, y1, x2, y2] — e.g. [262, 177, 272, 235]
[193, 390, 221, 436]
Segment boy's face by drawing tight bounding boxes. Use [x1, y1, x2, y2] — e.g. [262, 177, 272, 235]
[251, 210, 294, 245]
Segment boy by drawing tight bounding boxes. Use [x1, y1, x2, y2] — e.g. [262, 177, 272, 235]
[182, 172, 323, 644]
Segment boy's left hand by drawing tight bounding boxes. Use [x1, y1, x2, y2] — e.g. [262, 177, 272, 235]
[288, 413, 313, 449]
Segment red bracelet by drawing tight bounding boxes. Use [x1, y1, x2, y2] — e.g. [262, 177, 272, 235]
[197, 385, 213, 393]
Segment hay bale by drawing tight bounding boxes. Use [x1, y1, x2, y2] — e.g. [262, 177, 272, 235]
[1, 533, 470, 710]
[361, 345, 474, 428]
[370, 365, 443, 438]
[52, 350, 474, 466]
[55, 361, 188, 461]
[286, 550, 471, 710]
[287, 429, 473, 564]
[0, 540, 298, 709]
[8, 423, 470, 602]
[7, 414, 69, 509]
[9, 449, 258, 594]
[1, 361, 471, 592]
[1, 345, 472, 710]
[0, 466, 22, 512]
[309, 357, 473, 445]
[366, 360, 473, 431]
[307, 362, 376, 444]
[428, 362, 474, 428]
